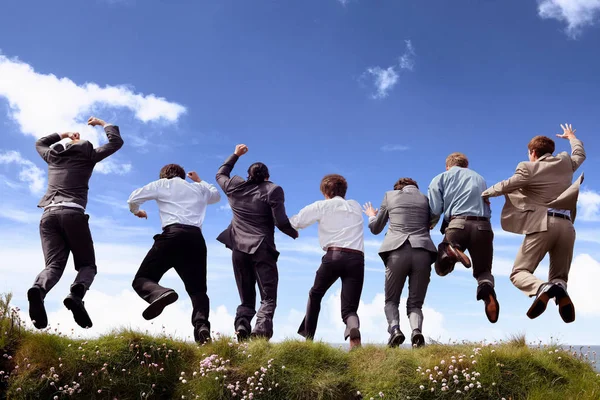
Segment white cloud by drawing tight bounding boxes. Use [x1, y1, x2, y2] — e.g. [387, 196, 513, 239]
[218, 203, 232, 212]
[399, 39, 416, 71]
[363, 40, 415, 99]
[380, 144, 410, 152]
[578, 189, 600, 221]
[568, 253, 600, 316]
[0, 206, 41, 224]
[538, 0, 600, 37]
[0, 54, 186, 172]
[0, 150, 45, 194]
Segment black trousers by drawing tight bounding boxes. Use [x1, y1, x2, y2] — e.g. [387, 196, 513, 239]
[34, 207, 96, 298]
[298, 250, 365, 340]
[132, 224, 210, 330]
[232, 244, 279, 339]
[436, 219, 495, 297]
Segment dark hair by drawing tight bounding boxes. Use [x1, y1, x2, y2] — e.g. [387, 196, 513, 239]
[528, 135, 555, 158]
[247, 162, 270, 183]
[446, 152, 469, 168]
[160, 164, 185, 180]
[393, 177, 419, 190]
[320, 174, 348, 199]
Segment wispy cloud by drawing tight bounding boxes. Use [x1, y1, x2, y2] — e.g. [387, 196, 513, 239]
[578, 189, 600, 221]
[218, 203, 232, 212]
[380, 144, 410, 152]
[0, 150, 45, 194]
[363, 40, 416, 99]
[0, 54, 186, 173]
[537, 0, 600, 37]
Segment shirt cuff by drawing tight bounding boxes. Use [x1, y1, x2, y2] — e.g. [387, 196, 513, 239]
[103, 124, 113, 129]
[368, 216, 376, 223]
[128, 203, 139, 214]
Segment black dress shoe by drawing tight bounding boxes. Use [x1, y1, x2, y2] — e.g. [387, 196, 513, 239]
[236, 325, 250, 342]
[411, 330, 425, 348]
[527, 283, 558, 320]
[387, 328, 405, 348]
[63, 294, 93, 328]
[477, 284, 500, 323]
[27, 287, 48, 329]
[553, 284, 575, 323]
[142, 290, 178, 320]
[194, 325, 211, 344]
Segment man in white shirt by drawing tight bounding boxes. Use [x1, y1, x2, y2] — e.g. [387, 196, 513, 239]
[127, 164, 221, 343]
[290, 174, 365, 349]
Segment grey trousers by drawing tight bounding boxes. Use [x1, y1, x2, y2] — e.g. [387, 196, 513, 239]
[383, 243, 432, 333]
[33, 207, 97, 298]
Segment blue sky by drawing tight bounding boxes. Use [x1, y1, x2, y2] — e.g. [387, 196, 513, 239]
[1, 0, 600, 345]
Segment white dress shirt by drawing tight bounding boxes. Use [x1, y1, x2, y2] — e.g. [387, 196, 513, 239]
[128, 177, 221, 229]
[290, 196, 364, 252]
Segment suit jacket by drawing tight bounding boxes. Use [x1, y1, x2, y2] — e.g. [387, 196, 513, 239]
[368, 186, 437, 260]
[482, 138, 585, 235]
[36, 125, 124, 209]
[216, 154, 298, 256]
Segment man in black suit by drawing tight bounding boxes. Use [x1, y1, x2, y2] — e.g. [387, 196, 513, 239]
[216, 144, 298, 341]
[28, 116, 124, 330]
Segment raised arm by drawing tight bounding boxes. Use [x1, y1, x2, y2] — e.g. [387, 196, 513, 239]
[556, 124, 585, 172]
[216, 144, 248, 193]
[482, 162, 530, 198]
[35, 132, 79, 163]
[427, 175, 444, 228]
[269, 186, 298, 239]
[366, 194, 389, 235]
[187, 171, 221, 204]
[88, 117, 124, 163]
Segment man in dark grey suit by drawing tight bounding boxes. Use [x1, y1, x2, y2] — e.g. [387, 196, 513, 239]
[28, 116, 124, 330]
[216, 144, 298, 341]
[364, 178, 436, 348]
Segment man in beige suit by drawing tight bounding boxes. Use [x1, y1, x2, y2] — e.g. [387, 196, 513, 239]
[482, 124, 585, 323]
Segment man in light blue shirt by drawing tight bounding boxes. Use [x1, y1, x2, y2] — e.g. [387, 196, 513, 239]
[428, 152, 499, 324]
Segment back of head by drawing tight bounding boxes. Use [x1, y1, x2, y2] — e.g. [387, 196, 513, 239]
[393, 177, 419, 190]
[528, 135, 555, 158]
[320, 174, 348, 199]
[160, 164, 185, 180]
[446, 152, 469, 169]
[247, 162, 270, 183]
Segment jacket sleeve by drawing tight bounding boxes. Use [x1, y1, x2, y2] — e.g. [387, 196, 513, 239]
[91, 125, 124, 163]
[268, 186, 298, 239]
[482, 162, 530, 198]
[368, 193, 389, 235]
[569, 138, 586, 172]
[216, 154, 240, 194]
[35, 133, 62, 163]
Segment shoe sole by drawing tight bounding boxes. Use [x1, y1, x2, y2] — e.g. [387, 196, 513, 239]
[527, 285, 561, 320]
[555, 287, 575, 323]
[412, 333, 425, 348]
[142, 291, 178, 320]
[63, 297, 93, 329]
[388, 333, 406, 348]
[449, 245, 472, 268]
[485, 294, 500, 323]
[197, 329, 212, 344]
[27, 288, 48, 329]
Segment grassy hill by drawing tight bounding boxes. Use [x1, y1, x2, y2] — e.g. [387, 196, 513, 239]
[1, 294, 599, 400]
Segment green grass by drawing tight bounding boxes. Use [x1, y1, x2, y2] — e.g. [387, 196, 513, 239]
[1, 295, 599, 399]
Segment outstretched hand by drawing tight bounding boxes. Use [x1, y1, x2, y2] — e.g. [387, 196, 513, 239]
[134, 210, 148, 219]
[362, 202, 378, 217]
[187, 171, 202, 183]
[556, 123, 576, 140]
[234, 144, 248, 157]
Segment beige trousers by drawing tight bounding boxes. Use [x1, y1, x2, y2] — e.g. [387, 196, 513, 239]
[510, 217, 575, 297]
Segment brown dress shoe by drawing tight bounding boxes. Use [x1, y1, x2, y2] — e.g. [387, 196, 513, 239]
[446, 244, 471, 268]
[349, 328, 361, 350]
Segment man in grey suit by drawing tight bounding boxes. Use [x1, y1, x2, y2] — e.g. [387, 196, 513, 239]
[28, 117, 124, 330]
[364, 178, 437, 348]
[216, 144, 298, 341]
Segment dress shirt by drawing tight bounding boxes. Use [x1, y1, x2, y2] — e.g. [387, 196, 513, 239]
[44, 201, 85, 211]
[290, 196, 364, 252]
[428, 166, 491, 226]
[128, 177, 221, 229]
[548, 208, 571, 217]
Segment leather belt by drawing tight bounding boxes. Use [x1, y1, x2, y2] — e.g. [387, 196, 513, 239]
[450, 216, 489, 222]
[163, 223, 201, 231]
[547, 212, 571, 221]
[327, 247, 364, 256]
